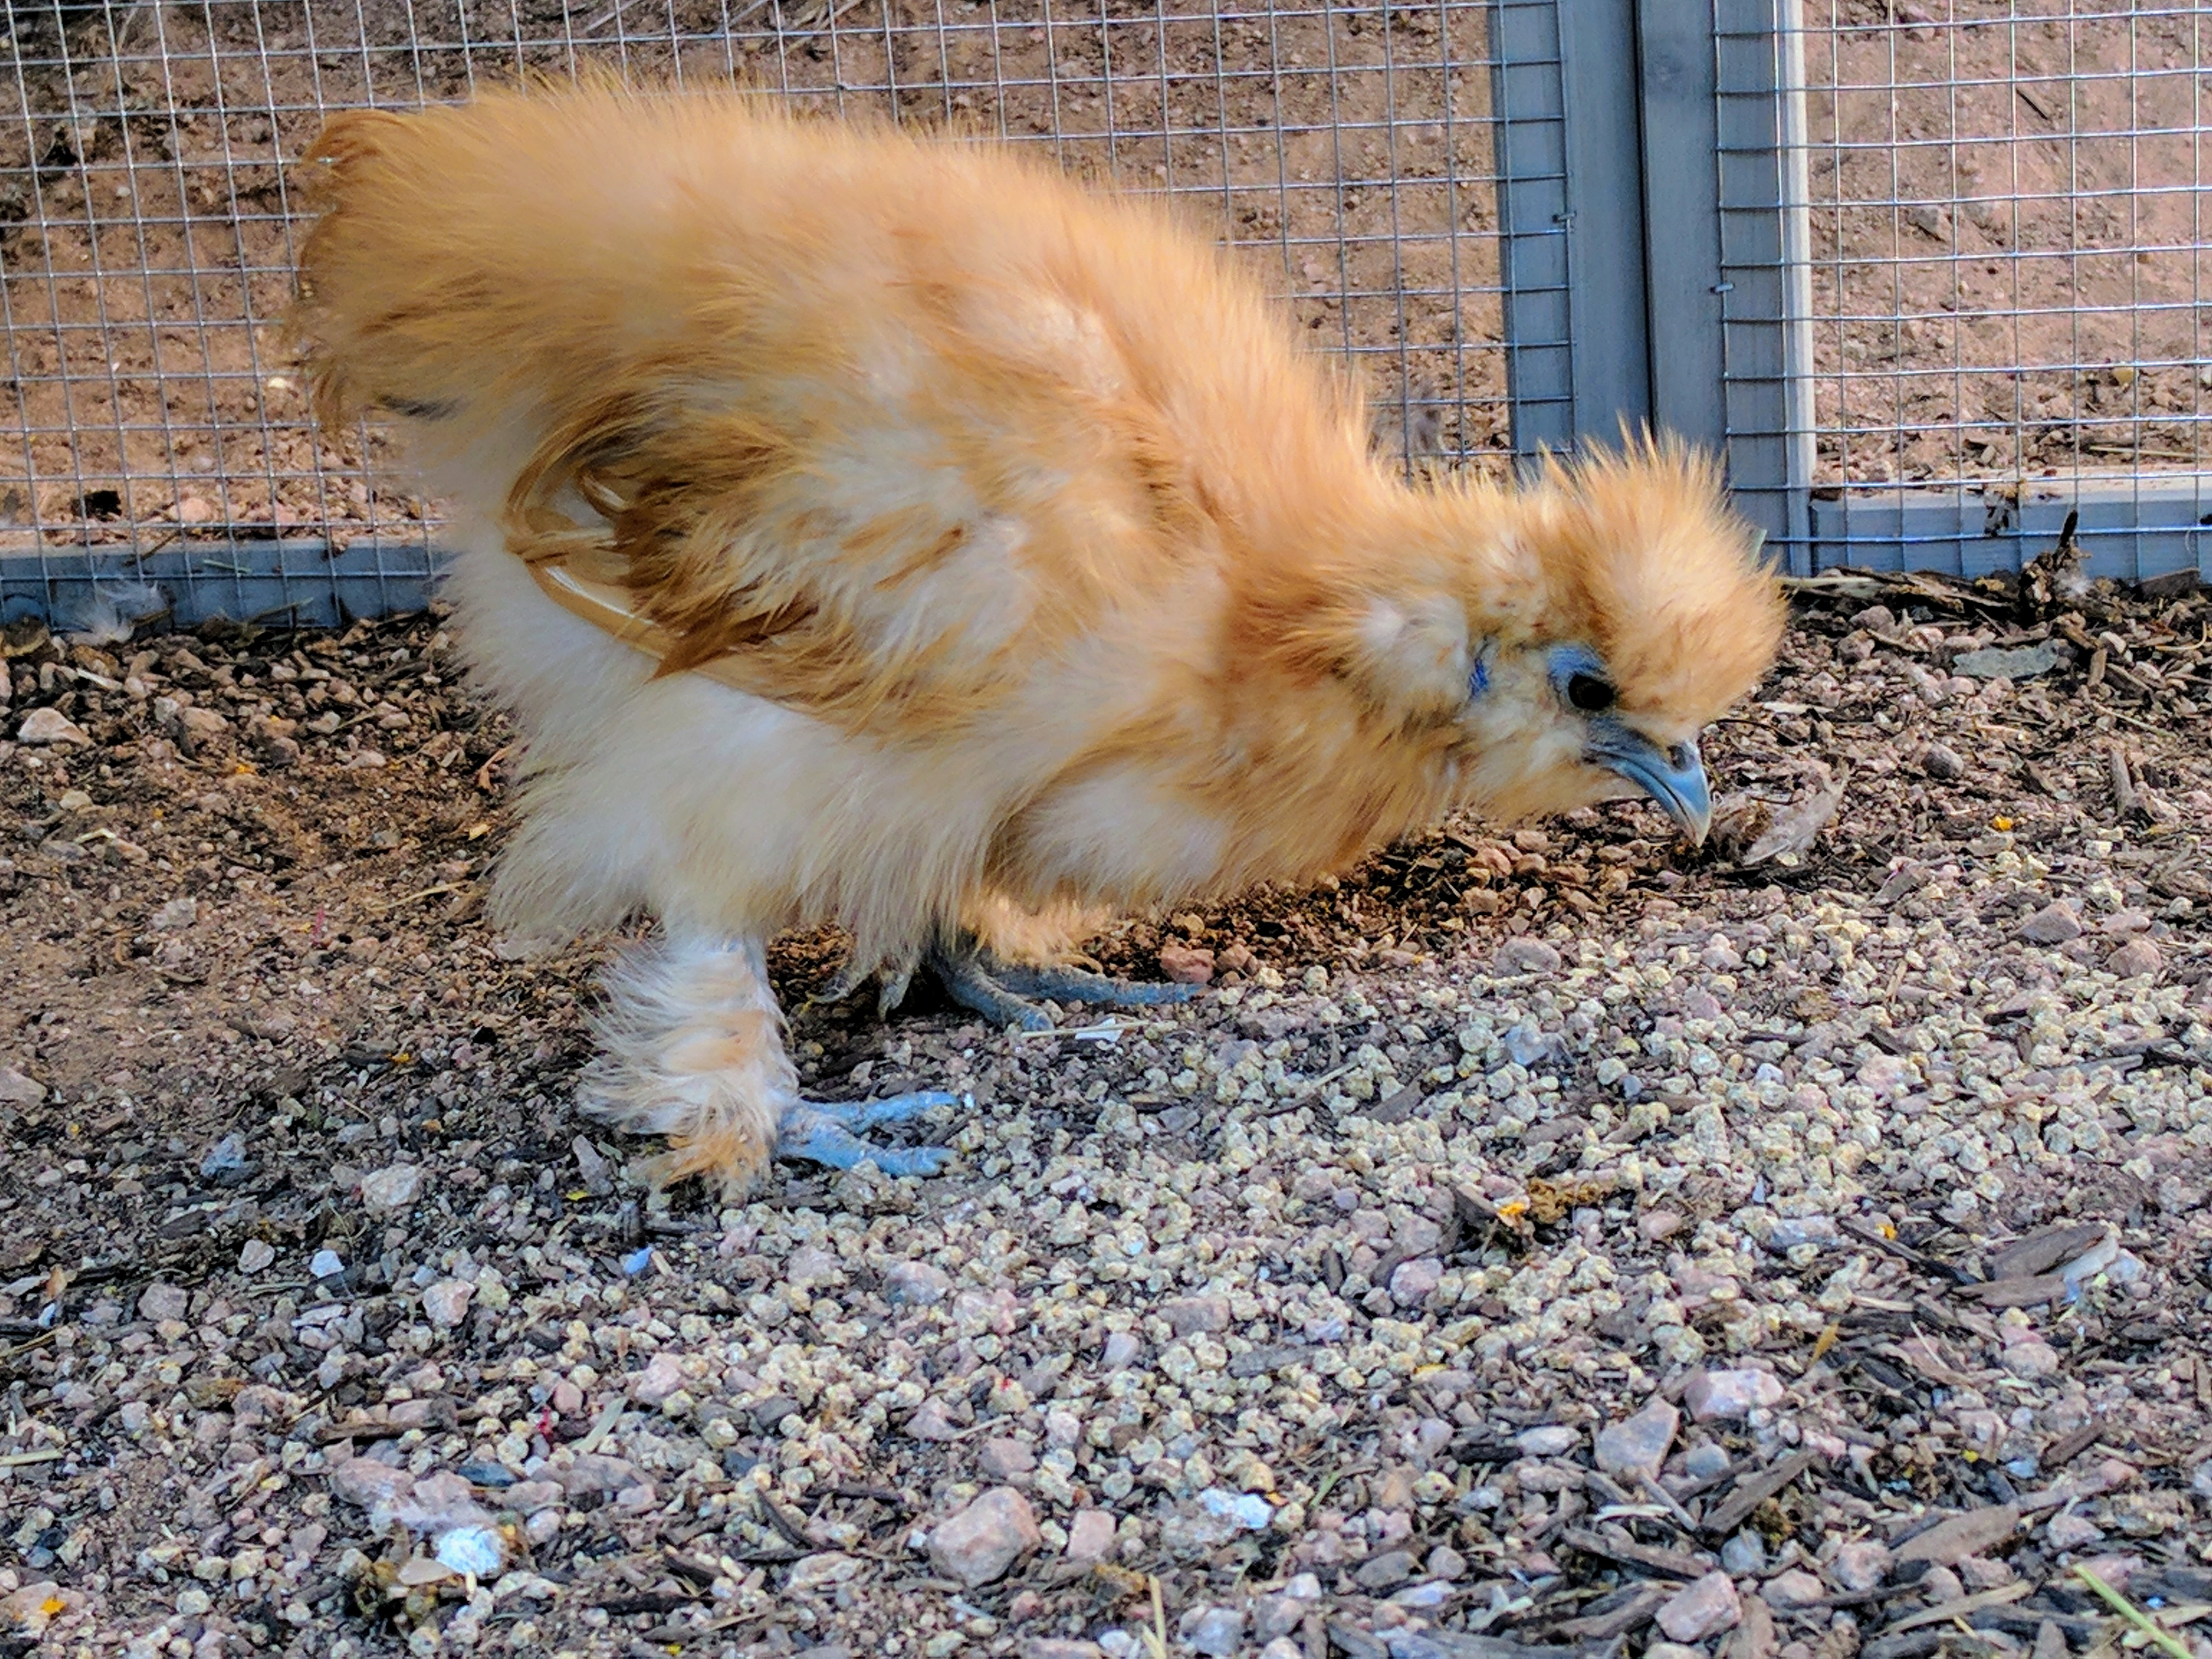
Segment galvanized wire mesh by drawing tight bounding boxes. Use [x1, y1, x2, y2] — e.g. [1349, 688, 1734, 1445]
[0, 0, 1515, 624]
[1797, 0, 2209, 574]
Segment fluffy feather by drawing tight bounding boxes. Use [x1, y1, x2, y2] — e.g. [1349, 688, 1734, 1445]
[289, 82, 1784, 1188]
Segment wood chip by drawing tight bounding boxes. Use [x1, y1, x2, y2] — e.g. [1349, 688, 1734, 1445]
[1550, 1584, 1668, 1641]
[1985, 1222, 2107, 1281]
[1702, 1450, 1816, 1537]
[1895, 1503, 2021, 1566]
[2043, 1420, 2104, 1469]
[1559, 1526, 1715, 1580]
[1963, 1274, 2069, 1309]
[1874, 1581, 2034, 1634]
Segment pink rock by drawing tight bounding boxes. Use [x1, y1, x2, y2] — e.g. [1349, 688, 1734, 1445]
[1492, 938, 1561, 976]
[631, 1351, 688, 1406]
[1759, 1569, 1825, 1610]
[1387, 1258, 1444, 1307]
[328, 1458, 413, 1511]
[980, 1438, 1037, 1480]
[1658, 1572, 1742, 1642]
[1684, 1368, 1785, 1422]
[420, 1279, 473, 1331]
[1595, 1398, 1678, 1482]
[1158, 943, 1215, 985]
[1163, 1296, 1231, 1336]
[905, 1398, 963, 1442]
[1832, 1541, 1891, 1592]
[2019, 902, 2082, 944]
[928, 1487, 1042, 1587]
[1065, 1510, 1117, 1563]
[2107, 939, 2163, 979]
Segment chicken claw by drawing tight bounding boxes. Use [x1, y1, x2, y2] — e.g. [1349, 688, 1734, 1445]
[923, 933, 1195, 1032]
[775, 1091, 959, 1176]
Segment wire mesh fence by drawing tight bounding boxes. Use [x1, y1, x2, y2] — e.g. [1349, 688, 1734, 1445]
[0, 0, 2205, 621]
[0, 0, 1520, 625]
[1796, 0, 2209, 578]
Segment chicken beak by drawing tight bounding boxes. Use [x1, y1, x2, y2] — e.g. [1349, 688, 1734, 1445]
[1590, 726, 1713, 847]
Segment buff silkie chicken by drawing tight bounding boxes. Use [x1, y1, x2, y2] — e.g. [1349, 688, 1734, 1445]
[288, 82, 1784, 1191]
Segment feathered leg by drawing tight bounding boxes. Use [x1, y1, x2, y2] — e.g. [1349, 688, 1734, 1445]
[584, 934, 955, 1188]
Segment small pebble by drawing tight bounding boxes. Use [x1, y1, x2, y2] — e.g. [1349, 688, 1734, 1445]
[927, 1487, 1040, 1588]
[421, 1279, 474, 1331]
[2047, 1512, 2105, 1550]
[980, 1438, 1037, 1480]
[1760, 1569, 1826, 1609]
[1064, 1510, 1117, 1563]
[2107, 938, 2163, 979]
[1832, 1541, 1891, 1592]
[1178, 1606, 1243, 1657]
[1658, 1571, 1742, 1642]
[2017, 901, 2082, 944]
[137, 1283, 189, 1323]
[1596, 1398, 1679, 1482]
[360, 1163, 426, 1212]
[17, 707, 90, 745]
[886, 1260, 952, 1304]
[1685, 1367, 1785, 1421]
[1162, 1296, 1230, 1336]
[1721, 1532, 1767, 1574]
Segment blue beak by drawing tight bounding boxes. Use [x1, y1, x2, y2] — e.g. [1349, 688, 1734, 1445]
[1589, 722, 1713, 846]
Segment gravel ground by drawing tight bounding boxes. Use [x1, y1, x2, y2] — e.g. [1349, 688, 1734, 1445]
[3, 564, 2211, 1659]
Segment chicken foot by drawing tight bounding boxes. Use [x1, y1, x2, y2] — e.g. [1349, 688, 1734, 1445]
[588, 934, 956, 1187]
[775, 1093, 958, 1176]
[920, 930, 1195, 1032]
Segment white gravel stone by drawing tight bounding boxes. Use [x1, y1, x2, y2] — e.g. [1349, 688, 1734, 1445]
[360, 1163, 426, 1212]
[16, 707, 89, 745]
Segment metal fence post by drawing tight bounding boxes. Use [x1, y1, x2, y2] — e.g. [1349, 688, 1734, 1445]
[1496, 0, 1814, 568]
[1710, 0, 1816, 573]
[1491, 0, 1648, 462]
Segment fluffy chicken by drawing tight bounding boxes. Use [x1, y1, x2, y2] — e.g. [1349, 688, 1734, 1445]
[289, 82, 1784, 1190]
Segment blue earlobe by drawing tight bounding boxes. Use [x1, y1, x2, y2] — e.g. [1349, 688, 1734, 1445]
[1468, 643, 1491, 701]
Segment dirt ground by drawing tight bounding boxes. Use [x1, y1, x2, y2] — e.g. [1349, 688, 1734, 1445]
[0, 0, 2204, 544]
[2, 561, 2211, 1655]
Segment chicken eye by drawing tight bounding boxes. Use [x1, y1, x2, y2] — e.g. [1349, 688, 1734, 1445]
[1566, 673, 1616, 713]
